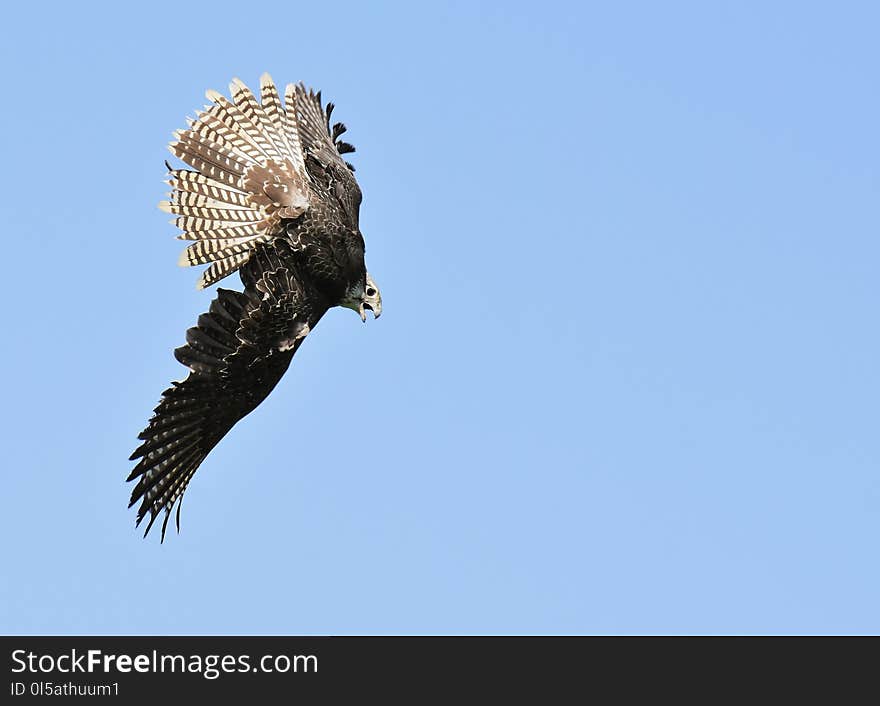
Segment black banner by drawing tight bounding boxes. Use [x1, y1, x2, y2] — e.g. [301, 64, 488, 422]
[1, 636, 875, 699]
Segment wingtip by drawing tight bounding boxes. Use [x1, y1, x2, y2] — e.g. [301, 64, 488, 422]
[161, 511, 172, 543]
[142, 511, 159, 538]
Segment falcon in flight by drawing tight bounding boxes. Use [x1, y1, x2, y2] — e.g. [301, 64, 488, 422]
[127, 74, 382, 540]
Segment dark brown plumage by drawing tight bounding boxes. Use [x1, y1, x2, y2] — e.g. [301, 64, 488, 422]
[128, 75, 382, 540]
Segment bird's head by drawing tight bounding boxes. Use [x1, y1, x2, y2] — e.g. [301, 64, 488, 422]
[359, 273, 382, 322]
[344, 273, 382, 322]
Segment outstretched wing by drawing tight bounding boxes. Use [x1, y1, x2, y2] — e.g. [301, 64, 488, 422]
[290, 83, 362, 228]
[128, 243, 328, 540]
[162, 74, 311, 289]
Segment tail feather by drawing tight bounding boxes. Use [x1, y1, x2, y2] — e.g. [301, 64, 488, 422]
[168, 170, 250, 205]
[202, 92, 272, 158]
[167, 190, 253, 212]
[229, 77, 287, 163]
[189, 111, 266, 164]
[207, 88, 282, 166]
[180, 118, 256, 167]
[160, 201, 263, 223]
[180, 236, 270, 267]
[165, 76, 311, 287]
[175, 222, 266, 242]
[261, 73, 305, 173]
[198, 253, 253, 289]
[169, 131, 247, 186]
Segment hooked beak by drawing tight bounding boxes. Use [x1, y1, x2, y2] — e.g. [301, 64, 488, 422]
[364, 301, 381, 319]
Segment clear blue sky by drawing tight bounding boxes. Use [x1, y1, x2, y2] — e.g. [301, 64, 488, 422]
[1, 1, 878, 635]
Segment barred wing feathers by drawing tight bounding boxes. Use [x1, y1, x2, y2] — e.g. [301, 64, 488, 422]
[128, 243, 328, 540]
[162, 74, 310, 289]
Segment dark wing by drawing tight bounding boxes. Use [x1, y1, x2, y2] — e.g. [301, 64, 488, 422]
[290, 83, 362, 228]
[128, 243, 328, 540]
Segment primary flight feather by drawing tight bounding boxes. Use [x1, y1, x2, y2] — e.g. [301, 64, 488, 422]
[128, 74, 382, 540]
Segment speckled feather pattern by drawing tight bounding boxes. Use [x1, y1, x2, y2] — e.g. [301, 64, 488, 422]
[128, 75, 373, 540]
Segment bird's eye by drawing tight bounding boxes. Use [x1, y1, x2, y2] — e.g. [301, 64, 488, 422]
[366, 287, 376, 297]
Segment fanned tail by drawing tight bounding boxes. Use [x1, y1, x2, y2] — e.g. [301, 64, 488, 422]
[162, 74, 311, 289]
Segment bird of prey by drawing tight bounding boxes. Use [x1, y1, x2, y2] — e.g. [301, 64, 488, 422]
[127, 74, 382, 540]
